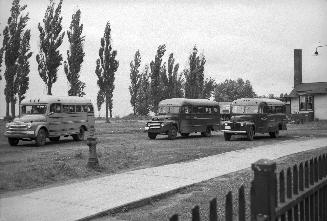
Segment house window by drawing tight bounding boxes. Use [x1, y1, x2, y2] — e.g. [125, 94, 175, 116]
[299, 95, 313, 111]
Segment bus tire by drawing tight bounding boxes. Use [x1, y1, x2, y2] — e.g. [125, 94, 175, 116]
[269, 129, 279, 138]
[35, 128, 47, 146]
[181, 133, 190, 137]
[168, 126, 177, 140]
[246, 127, 254, 141]
[73, 127, 85, 141]
[148, 132, 157, 140]
[8, 138, 19, 146]
[49, 136, 60, 142]
[201, 127, 211, 137]
[224, 133, 231, 141]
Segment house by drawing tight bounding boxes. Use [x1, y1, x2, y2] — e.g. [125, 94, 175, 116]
[287, 49, 327, 120]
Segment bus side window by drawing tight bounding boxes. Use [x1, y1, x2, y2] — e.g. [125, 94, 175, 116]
[50, 103, 62, 113]
[63, 105, 69, 113]
[205, 107, 212, 114]
[68, 105, 75, 112]
[76, 105, 82, 112]
[197, 106, 205, 113]
[88, 105, 94, 113]
[213, 107, 219, 113]
[82, 105, 88, 112]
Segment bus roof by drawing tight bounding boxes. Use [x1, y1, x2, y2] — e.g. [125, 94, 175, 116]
[159, 98, 219, 106]
[232, 98, 285, 106]
[21, 95, 93, 105]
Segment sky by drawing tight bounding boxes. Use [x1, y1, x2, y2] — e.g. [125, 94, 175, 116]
[0, 0, 327, 117]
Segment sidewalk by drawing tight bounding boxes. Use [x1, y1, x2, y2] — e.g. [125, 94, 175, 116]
[1, 138, 327, 221]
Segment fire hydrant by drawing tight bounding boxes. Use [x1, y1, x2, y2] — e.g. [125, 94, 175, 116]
[87, 137, 99, 168]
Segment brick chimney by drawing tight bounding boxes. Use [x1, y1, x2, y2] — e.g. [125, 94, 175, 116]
[294, 49, 302, 87]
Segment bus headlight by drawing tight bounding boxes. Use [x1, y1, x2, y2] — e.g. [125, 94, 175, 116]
[161, 123, 165, 127]
[5, 123, 10, 129]
[26, 123, 32, 129]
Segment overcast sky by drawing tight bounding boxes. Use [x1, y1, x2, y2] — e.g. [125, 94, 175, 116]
[0, 0, 326, 117]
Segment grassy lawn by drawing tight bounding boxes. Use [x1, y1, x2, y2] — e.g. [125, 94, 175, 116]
[0, 119, 327, 195]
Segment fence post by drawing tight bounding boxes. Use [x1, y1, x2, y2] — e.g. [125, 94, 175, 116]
[251, 159, 277, 221]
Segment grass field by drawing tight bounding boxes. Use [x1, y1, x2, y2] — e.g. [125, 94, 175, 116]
[1, 119, 327, 196]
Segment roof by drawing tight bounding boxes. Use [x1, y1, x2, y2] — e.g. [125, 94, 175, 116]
[232, 98, 285, 106]
[287, 82, 327, 98]
[21, 95, 93, 105]
[159, 98, 219, 106]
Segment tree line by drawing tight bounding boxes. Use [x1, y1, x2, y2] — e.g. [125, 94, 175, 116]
[0, 0, 118, 122]
[0, 0, 261, 122]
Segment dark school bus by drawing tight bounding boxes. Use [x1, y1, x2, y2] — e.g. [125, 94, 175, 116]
[221, 98, 287, 141]
[145, 98, 220, 140]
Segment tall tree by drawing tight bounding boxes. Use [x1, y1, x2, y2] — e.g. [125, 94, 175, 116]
[129, 50, 141, 115]
[64, 9, 86, 97]
[184, 46, 213, 99]
[166, 53, 184, 98]
[16, 30, 32, 106]
[2, 0, 30, 117]
[95, 22, 119, 122]
[36, 0, 65, 95]
[135, 66, 151, 116]
[150, 44, 166, 113]
[214, 78, 256, 102]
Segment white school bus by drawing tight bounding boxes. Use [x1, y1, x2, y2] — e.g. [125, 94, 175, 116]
[4, 95, 95, 146]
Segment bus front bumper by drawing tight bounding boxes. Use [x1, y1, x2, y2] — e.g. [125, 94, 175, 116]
[221, 130, 247, 134]
[4, 130, 36, 138]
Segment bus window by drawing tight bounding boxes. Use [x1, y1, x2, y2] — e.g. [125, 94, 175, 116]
[63, 105, 70, 113]
[213, 107, 219, 113]
[76, 105, 82, 112]
[68, 105, 75, 112]
[197, 106, 205, 113]
[88, 105, 94, 113]
[205, 107, 212, 114]
[50, 103, 62, 113]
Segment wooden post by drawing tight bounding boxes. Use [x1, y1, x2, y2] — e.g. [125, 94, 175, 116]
[251, 159, 277, 221]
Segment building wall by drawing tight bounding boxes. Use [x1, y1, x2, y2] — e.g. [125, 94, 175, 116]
[290, 97, 299, 113]
[314, 94, 327, 120]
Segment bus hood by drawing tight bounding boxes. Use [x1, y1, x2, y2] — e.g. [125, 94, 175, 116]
[231, 115, 255, 122]
[152, 115, 175, 121]
[14, 115, 46, 123]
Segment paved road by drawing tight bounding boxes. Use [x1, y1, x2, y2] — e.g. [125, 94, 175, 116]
[1, 138, 327, 221]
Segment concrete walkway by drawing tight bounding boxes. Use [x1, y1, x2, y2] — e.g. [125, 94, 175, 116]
[1, 138, 327, 221]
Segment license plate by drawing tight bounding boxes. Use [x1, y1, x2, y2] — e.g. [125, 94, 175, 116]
[225, 126, 231, 129]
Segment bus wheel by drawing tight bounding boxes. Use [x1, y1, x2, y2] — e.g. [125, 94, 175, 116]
[224, 133, 231, 141]
[181, 133, 190, 137]
[201, 128, 212, 137]
[73, 127, 85, 141]
[49, 136, 60, 142]
[8, 138, 19, 146]
[148, 132, 157, 140]
[269, 129, 279, 138]
[35, 128, 47, 146]
[246, 127, 254, 141]
[168, 126, 177, 140]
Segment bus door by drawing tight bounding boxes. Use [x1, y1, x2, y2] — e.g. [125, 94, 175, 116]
[192, 106, 205, 132]
[256, 104, 268, 133]
[180, 106, 192, 133]
[48, 103, 63, 136]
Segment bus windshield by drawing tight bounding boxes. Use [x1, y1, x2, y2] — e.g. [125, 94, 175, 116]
[158, 106, 180, 115]
[21, 105, 47, 115]
[232, 105, 258, 114]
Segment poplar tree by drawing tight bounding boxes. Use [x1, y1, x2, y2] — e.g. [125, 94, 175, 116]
[16, 30, 32, 106]
[36, 0, 65, 95]
[184, 46, 215, 99]
[2, 0, 30, 117]
[95, 22, 119, 122]
[166, 53, 183, 98]
[64, 9, 86, 97]
[129, 50, 141, 115]
[135, 66, 151, 116]
[150, 44, 166, 113]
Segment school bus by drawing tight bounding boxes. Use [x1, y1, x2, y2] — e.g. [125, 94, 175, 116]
[4, 96, 95, 146]
[221, 98, 287, 141]
[145, 98, 220, 140]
